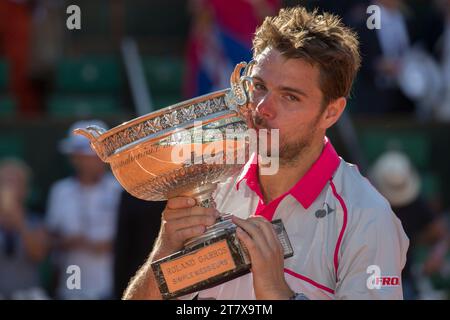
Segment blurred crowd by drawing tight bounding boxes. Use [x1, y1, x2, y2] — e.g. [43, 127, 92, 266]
[0, 120, 164, 299]
[4, 0, 450, 119]
[1, 0, 450, 299]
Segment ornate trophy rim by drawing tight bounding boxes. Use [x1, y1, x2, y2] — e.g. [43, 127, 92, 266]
[74, 61, 255, 162]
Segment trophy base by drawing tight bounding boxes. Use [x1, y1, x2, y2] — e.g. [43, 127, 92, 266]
[151, 219, 293, 300]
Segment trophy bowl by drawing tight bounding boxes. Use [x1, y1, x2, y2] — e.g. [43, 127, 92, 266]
[74, 62, 253, 206]
[74, 62, 293, 299]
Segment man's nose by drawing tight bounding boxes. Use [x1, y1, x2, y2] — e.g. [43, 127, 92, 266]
[254, 92, 276, 120]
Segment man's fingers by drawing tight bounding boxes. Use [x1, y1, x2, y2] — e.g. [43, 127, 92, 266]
[163, 206, 219, 221]
[236, 227, 253, 247]
[168, 214, 218, 232]
[233, 216, 282, 254]
[176, 225, 206, 243]
[236, 227, 263, 262]
[166, 197, 196, 210]
[251, 217, 283, 253]
[160, 211, 219, 250]
[232, 216, 270, 251]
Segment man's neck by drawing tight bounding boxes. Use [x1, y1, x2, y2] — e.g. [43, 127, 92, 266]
[258, 138, 325, 203]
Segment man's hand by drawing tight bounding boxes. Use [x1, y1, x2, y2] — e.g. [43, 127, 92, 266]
[123, 196, 219, 300]
[152, 197, 220, 260]
[232, 215, 293, 300]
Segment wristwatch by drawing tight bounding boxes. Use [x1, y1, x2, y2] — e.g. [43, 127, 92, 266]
[289, 292, 309, 300]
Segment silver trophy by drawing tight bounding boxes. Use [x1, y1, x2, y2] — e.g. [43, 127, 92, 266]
[74, 62, 293, 299]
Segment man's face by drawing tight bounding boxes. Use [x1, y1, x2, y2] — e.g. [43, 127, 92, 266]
[250, 48, 327, 165]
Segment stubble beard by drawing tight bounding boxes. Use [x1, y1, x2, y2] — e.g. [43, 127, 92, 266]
[254, 114, 320, 167]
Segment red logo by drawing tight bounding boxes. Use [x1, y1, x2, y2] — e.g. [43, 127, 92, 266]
[374, 276, 400, 286]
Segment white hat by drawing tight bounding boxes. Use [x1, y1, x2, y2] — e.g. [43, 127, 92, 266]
[369, 151, 421, 207]
[59, 120, 108, 156]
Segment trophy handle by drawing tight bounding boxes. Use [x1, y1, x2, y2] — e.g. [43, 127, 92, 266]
[226, 60, 256, 117]
[73, 125, 106, 141]
[73, 125, 108, 161]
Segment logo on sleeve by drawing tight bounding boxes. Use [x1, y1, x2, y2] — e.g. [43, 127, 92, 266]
[366, 265, 400, 289]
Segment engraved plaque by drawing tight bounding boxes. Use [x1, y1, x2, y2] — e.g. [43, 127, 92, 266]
[151, 219, 294, 300]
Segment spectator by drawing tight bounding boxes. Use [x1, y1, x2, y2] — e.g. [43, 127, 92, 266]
[350, 0, 416, 115]
[370, 150, 450, 299]
[0, 158, 48, 299]
[431, 0, 450, 120]
[45, 120, 122, 299]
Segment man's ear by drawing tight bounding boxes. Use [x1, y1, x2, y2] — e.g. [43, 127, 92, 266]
[320, 97, 346, 130]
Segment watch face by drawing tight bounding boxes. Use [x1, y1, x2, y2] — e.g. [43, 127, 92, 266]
[290, 293, 309, 300]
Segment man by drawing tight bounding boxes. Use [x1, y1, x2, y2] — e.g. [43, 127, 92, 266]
[123, 6, 409, 300]
[46, 120, 122, 299]
[351, 0, 416, 115]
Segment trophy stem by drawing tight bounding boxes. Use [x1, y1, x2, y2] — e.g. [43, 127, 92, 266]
[181, 183, 217, 208]
[181, 183, 237, 249]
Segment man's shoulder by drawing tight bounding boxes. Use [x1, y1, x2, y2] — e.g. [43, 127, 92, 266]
[333, 160, 408, 249]
[333, 159, 394, 220]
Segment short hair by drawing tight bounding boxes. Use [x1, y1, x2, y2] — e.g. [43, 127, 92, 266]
[252, 6, 361, 106]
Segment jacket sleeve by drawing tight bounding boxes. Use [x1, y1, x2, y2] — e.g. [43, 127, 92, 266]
[335, 206, 409, 300]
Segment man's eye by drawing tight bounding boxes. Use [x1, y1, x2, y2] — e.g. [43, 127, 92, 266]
[254, 83, 266, 91]
[285, 94, 299, 102]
